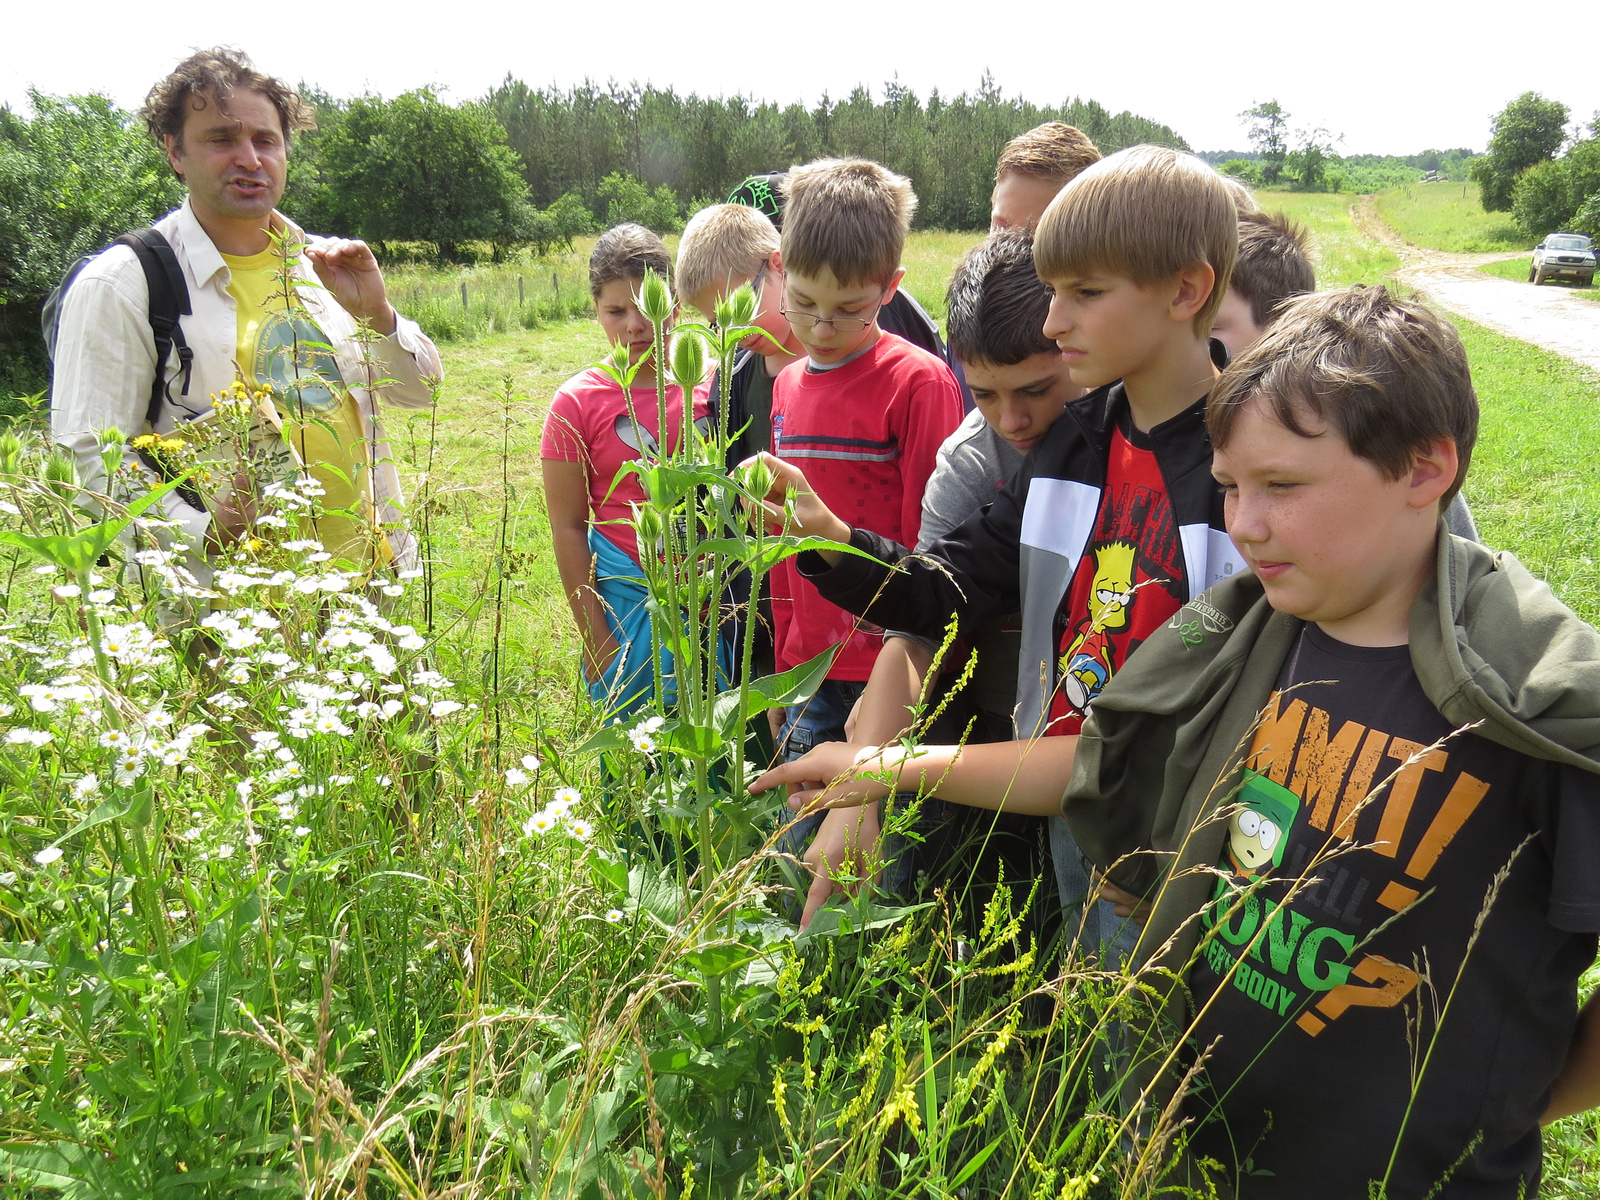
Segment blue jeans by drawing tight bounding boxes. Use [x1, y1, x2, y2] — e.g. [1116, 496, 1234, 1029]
[772, 678, 866, 914]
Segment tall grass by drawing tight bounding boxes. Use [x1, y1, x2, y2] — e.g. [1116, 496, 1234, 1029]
[1374, 182, 1526, 253]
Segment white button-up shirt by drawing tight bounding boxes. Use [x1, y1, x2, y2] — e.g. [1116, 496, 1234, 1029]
[50, 199, 443, 568]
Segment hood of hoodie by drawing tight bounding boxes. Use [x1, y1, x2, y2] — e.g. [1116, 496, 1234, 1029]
[1413, 532, 1600, 773]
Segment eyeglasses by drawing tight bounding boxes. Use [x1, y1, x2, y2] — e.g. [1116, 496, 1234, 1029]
[779, 296, 885, 334]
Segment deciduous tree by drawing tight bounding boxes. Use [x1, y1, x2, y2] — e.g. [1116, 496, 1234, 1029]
[319, 90, 529, 260]
[1472, 92, 1569, 213]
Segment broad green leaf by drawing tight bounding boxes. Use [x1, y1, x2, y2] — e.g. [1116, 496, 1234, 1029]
[713, 644, 836, 738]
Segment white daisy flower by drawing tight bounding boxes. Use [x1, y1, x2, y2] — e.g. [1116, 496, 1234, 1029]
[33, 846, 63, 865]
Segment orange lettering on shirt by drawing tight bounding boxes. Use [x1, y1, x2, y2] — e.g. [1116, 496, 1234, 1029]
[1376, 770, 1494, 912]
[1333, 727, 1392, 838]
[1296, 955, 1420, 1036]
[1291, 707, 1367, 832]
[1373, 739, 1449, 858]
[1248, 693, 1308, 786]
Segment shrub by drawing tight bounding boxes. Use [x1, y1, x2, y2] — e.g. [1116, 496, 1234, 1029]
[597, 172, 682, 234]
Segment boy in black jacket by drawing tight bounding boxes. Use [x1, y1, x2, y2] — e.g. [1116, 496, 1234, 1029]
[750, 146, 1245, 956]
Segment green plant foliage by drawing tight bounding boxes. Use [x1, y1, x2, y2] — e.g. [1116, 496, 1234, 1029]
[1240, 99, 1290, 185]
[485, 73, 1188, 231]
[1512, 138, 1600, 239]
[0, 92, 184, 393]
[1471, 91, 1570, 213]
[318, 89, 532, 261]
[596, 172, 682, 234]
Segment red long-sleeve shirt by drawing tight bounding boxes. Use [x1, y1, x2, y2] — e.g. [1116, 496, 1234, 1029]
[769, 333, 963, 680]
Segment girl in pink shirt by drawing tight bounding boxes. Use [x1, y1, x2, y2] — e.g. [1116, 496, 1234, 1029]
[540, 224, 709, 713]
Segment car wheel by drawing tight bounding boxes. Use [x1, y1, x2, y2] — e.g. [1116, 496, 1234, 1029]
[1581, 273, 1595, 288]
[1533, 268, 1546, 285]
[1528, 265, 1537, 282]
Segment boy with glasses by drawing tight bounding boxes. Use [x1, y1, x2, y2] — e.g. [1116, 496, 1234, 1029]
[764, 158, 963, 867]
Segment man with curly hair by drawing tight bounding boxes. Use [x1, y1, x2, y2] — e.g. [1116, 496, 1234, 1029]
[50, 48, 441, 574]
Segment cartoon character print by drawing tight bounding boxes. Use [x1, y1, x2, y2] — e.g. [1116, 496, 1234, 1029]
[1059, 540, 1137, 711]
[1227, 769, 1302, 880]
[612, 411, 712, 456]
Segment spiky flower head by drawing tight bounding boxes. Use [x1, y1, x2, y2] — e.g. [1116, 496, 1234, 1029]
[636, 268, 674, 326]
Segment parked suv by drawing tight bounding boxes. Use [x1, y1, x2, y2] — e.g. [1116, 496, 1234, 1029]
[1531, 232, 1596, 286]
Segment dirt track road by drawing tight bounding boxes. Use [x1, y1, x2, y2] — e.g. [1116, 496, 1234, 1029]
[1354, 198, 1600, 374]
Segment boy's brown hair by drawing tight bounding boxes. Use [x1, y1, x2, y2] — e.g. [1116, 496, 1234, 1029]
[1208, 285, 1477, 504]
[589, 223, 672, 299]
[995, 122, 1101, 187]
[676, 204, 779, 302]
[1033, 145, 1238, 333]
[781, 158, 915, 288]
[1233, 212, 1315, 328]
[142, 47, 314, 163]
[946, 229, 1055, 366]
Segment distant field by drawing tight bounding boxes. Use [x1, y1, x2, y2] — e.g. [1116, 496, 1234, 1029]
[1375, 181, 1526, 253]
[1253, 192, 1403, 288]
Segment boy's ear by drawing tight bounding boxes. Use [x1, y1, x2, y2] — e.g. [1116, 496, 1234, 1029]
[769, 249, 784, 274]
[1407, 438, 1460, 511]
[881, 266, 907, 305]
[1168, 261, 1217, 325]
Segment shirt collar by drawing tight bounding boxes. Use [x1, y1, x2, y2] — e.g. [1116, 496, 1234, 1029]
[171, 197, 307, 289]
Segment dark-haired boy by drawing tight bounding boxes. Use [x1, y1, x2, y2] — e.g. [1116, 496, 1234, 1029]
[799, 228, 1082, 929]
[1068, 285, 1600, 1197]
[751, 146, 1246, 959]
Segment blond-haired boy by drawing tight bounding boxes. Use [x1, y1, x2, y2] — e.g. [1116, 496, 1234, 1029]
[676, 203, 802, 463]
[762, 158, 963, 853]
[991, 121, 1102, 231]
[752, 147, 1244, 956]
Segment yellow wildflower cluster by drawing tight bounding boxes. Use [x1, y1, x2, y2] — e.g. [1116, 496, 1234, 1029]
[130, 434, 187, 454]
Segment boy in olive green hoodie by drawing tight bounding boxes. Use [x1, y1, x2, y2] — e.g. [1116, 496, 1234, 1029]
[1066, 286, 1600, 1198]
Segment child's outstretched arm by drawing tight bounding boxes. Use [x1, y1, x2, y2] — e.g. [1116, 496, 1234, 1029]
[754, 735, 1076, 818]
[1545, 993, 1600, 1124]
[797, 637, 939, 928]
[542, 458, 620, 684]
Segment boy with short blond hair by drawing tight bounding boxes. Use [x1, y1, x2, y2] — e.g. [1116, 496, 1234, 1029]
[675, 203, 801, 462]
[1067, 284, 1600, 1196]
[752, 147, 1244, 953]
[990, 122, 1102, 230]
[762, 157, 963, 817]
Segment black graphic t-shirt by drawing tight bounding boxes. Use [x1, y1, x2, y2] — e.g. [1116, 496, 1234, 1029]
[1186, 624, 1600, 1198]
[1049, 415, 1186, 733]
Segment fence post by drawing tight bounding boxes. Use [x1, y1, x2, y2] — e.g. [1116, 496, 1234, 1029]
[460, 282, 468, 312]
[518, 276, 525, 305]
[553, 271, 560, 308]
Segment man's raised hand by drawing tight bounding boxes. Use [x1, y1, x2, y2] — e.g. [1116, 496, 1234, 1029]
[304, 237, 397, 335]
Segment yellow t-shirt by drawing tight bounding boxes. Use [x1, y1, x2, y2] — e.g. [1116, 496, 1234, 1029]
[222, 247, 391, 565]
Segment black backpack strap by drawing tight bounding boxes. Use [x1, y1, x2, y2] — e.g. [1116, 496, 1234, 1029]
[114, 228, 194, 429]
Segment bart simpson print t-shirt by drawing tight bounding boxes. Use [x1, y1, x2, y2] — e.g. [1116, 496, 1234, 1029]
[223, 246, 387, 565]
[1184, 623, 1600, 1198]
[1047, 412, 1185, 734]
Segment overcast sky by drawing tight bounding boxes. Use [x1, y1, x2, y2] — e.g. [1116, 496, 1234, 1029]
[6, 0, 1597, 157]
